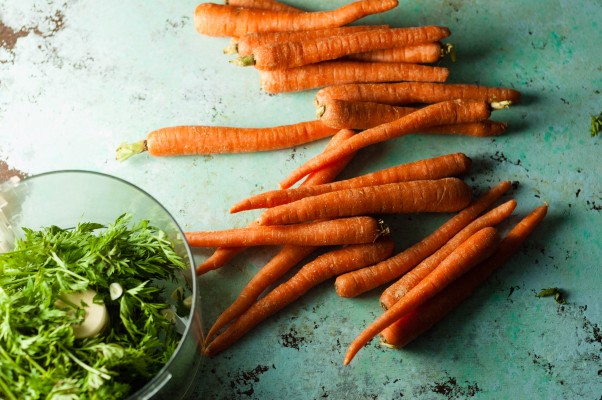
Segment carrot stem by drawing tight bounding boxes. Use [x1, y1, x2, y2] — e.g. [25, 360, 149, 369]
[115, 140, 147, 161]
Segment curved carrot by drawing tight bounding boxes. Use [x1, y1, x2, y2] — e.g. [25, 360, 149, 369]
[279, 99, 491, 189]
[379, 198, 517, 309]
[314, 82, 522, 107]
[347, 42, 450, 64]
[231, 152, 471, 213]
[343, 226, 501, 365]
[186, 216, 387, 247]
[115, 120, 337, 161]
[225, 0, 303, 12]
[260, 61, 449, 94]
[239, 26, 451, 70]
[258, 178, 472, 226]
[379, 204, 548, 348]
[204, 239, 395, 355]
[196, 129, 356, 275]
[194, 0, 399, 37]
[334, 180, 512, 298]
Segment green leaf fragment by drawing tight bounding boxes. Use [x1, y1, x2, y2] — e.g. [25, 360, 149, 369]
[537, 287, 566, 304]
[591, 113, 602, 137]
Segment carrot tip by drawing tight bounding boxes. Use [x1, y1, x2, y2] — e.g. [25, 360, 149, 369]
[115, 140, 147, 161]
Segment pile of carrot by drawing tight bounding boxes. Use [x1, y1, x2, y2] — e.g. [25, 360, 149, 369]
[114, 0, 548, 366]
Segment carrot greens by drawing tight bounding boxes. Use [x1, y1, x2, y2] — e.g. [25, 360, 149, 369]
[0, 214, 187, 399]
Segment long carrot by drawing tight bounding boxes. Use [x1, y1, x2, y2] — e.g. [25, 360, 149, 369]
[225, 0, 303, 12]
[379, 198, 517, 309]
[237, 26, 451, 70]
[115, 120, 337, 161]
[347, 42, 453, 64]
[317, 99, 508, 134]
[196, 129, 356, 275]
[315, 82, 521, 107]
[343, 226, 501, 365]
[279, 99, 491, 189]
[258, 178, 472, 225]
[194, 0, 399, 37]
[379, 204, 548, 348]
[204, 239, 395, 355]
[334, 180, 511, 298]
[186, 216, 387, 247]
[260, 61, 449, 94]
[227, 25, 388, 56]
[231, 152, 471, 213]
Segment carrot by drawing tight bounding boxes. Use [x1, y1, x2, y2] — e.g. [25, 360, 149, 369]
[236, 26, 451, 70]
[194, 0, 399, 37]
[257, 178, 472, 225]
[279, 99, 491, 189]
[231, 152, 471, 213]
[347, 42, 453, 64]
[260, 61, 449, 94]
[115, 120, 337, 161]
[379, 204, 548, 348]
[317, 99, 508, 134]
[314, 82, 521, 107]
[186, 216, 387, 247]
[225, 0, 303, 13]
[196, 129, 356, 275]
[227, 25, 388, 56]
[204, 239, 395, 355]
[379, 198, 517, 309]
[343, 226, 501, 365]
[334, 180, 512, 298]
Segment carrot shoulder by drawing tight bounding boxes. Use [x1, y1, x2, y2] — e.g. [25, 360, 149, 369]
[258, 178, 472, 225]
[204, 239, 395, 355]
[343, 226, 501, 365]
[380, 204, 548, 348]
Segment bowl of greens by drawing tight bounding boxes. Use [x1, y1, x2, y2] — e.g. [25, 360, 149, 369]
[0, 170, 203, 400]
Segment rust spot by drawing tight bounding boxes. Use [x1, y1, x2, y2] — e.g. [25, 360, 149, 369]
[0, 160, 28, 182]
[0, 22, 29, 51]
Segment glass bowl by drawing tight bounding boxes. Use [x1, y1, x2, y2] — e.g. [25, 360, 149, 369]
[0, 170, 203, 399]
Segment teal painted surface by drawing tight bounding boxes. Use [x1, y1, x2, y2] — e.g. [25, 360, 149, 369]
[1, 0, 601, 398]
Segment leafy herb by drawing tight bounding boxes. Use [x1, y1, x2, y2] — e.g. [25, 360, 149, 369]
[0, 214, 188, 399]
[591, 112, 602, 137]
[536, 287, 566, 304]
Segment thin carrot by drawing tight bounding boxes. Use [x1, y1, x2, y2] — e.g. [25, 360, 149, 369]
[379, 204, 548, 348]
[228, 25, 388, 56]
[334, 180, 512, 298]
[258, 178, 472, 225]
[231, 152, 471, 213]
[236, 26, 451, 70]
[204, 239, 395, 355]
[347, 42, 453, 64]
[279, 99, 491, 189]
[225, 0, 303, 13]
[317, 99, 508, 134]
[194, 0, 399, 37]
[343, 226, 501, 365]
[186, 216, 387, 247]
[260, 61, 449, 94]
[196, 129, 356, 275]
[379, 198, 517, 309]
[314, 82, 522, 107]
[115, 120, 337, 161]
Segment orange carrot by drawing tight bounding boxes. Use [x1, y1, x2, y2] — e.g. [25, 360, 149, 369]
[237, 26, 451, 70]
[379, 204, 548, 348]
[196, 129, 356, 275]
[115, 120, 337, 160]
[194, 0, 399, 37]
[379, 198, 517, 309]
[279, 99, 491, 189]
[260, 61, 450, 94]
[343, 226, 501, 365]
[258, 178, 472, 225]
[315, 82, 521, 107]
[225, 0, 303, 12]
[204, 239, 395, 355]
[228, 25, 388, 56]
[317, 99, 508, 134]
[347, 42, 452, 64]
[334, 180, 511, 298]
[186, 216, 387, 247]
[231, 152, 471, 213]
